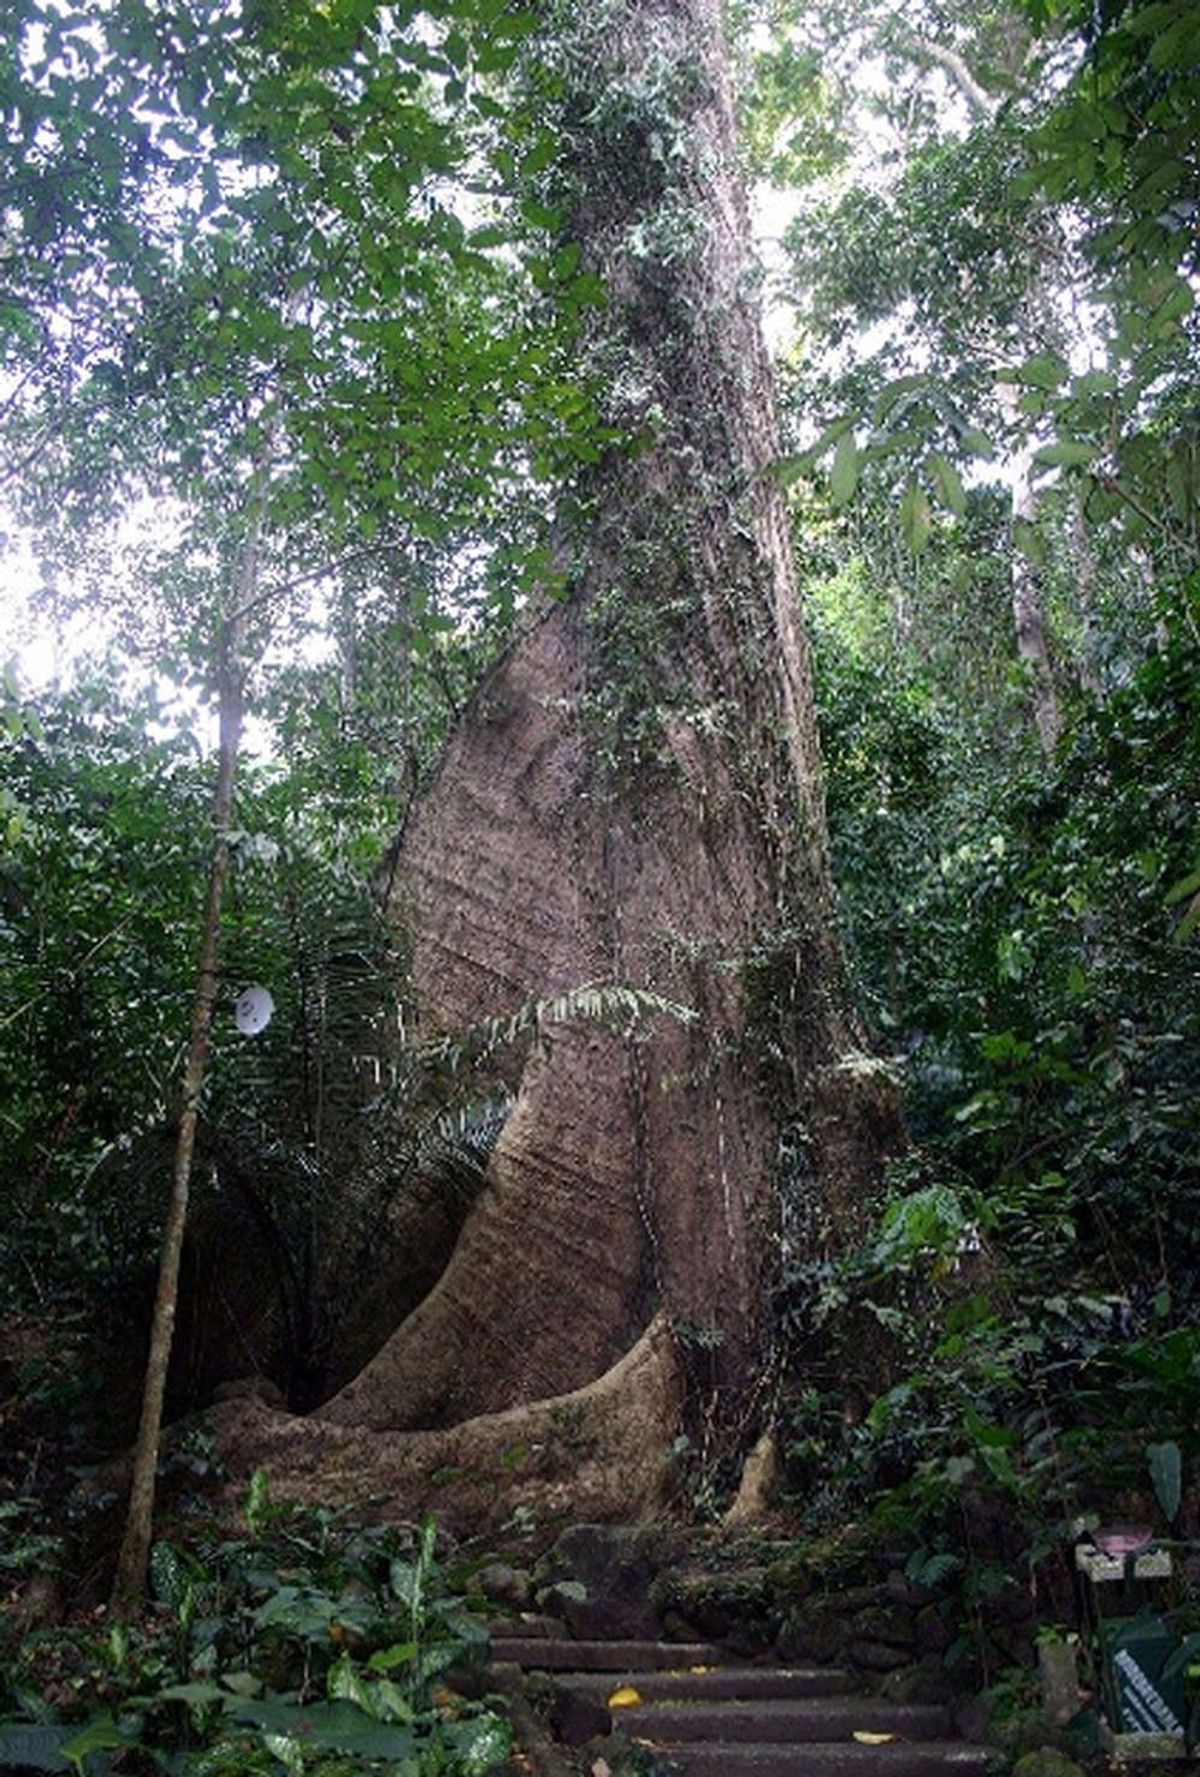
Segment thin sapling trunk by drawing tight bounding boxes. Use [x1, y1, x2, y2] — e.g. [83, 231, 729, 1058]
[111, 537, 259, 1615]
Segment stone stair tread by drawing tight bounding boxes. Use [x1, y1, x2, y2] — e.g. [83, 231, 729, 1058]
[493, 1637, 721, 1671]
[617, 1697, 952, 1744]
[564, 1666, 856, 1700]
[639, 1741, 992, 1776]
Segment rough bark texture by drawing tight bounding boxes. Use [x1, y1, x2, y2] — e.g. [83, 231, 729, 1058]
[217, 0, 896, 1516]
[212, 1315, 681, 1531]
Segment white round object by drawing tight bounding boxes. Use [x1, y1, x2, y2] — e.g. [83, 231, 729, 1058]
[234, 984, 275, 1036]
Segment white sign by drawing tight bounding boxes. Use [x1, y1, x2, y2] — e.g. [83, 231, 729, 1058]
[234, 985, 275, 1036]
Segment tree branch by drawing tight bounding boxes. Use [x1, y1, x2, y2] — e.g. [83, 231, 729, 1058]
[903, 33, 998, 121]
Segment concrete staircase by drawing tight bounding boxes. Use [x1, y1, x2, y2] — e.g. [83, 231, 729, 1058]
[491, 1624, 992, 1775]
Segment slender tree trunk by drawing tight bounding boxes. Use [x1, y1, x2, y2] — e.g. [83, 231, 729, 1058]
[111, 580, 253, 1615]
[1071, 494, 1104, 696]
[1000, 384, 1061, 755]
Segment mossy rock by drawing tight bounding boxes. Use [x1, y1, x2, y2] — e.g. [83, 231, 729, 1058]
[1011, 1749, 1087, 1777]
[848, 1602, 916, 1649]
[878, 1661, 958, 1705]
[647, 1563, 774, 1640]
[993, 1708, 1079, 1761]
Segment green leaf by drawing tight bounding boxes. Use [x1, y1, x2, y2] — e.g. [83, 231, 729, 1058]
[829, 431, 860, 507]
[1034, 440, 1098, 469]
[789, 414, 856, 480]
[150, 1681, 228, 1708]
[1164, 868, 1200, 907]
[227, 1698, 417, 1759]
[221, 1672, 264, 1699]
[262, 1733, 304, 1777]
[1009, 353, 1070, 390]
[898, 481, 931, 554]
[373, 1678, 414, 1723]
[149, 1541, 194, 1609]
[368, 1641, 419, 1674]
[1147, 1440, 1182, 1524]
[958, 425, 995, 460]
[871, 373, 930, 424]
[445, 1712, 513, 1773]
[328, 1654, 376, 1716]
[1171, 892, 1200, 945]
[0, 1724, 79, 1773]
[60, 1716, 132, 1777]
[1013, 518, 1048, 564]
[926, 450, 966, 516]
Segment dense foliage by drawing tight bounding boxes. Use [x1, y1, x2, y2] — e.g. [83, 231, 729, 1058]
[0, 1489, 512, 1776]
[2, 0, 1200, 1748]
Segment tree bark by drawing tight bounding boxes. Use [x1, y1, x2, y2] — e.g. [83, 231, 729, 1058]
[1001, 386, 1062, 755]
[311, 0, 894, 1473]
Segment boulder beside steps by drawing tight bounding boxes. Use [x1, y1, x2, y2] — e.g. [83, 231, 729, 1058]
[490, 1622, 992, 1775]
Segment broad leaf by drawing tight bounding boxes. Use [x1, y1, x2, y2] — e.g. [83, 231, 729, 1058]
[830, 431, 860, 507]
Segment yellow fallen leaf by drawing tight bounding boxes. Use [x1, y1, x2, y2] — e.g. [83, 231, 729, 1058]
[608, 1687, 643, 1708]
[853, 1731, 897, 1745]
[688, 1665, 713, 1674]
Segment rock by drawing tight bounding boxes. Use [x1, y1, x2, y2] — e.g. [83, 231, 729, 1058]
[1012, 1749, 1087, 1777]
[547, 1680, 612, 1747]
[776, 1609, 845, 1665]
[832, 1584, 888, 1613]
[581, 1734, 637, 1777]
[914, 1603, 955, 1657]
[953, 1691, 993, 1744]
[988, 1620, 1038, 1667]
[1038, 1639, 1082, 1727]
[846, 1639, 912, 1673]
[884, 1569, 931, 1608]
[539, 1524, 680, 1640]
[538, 1580, 599, 1629]
[724, 1428, 781, 1527]
[878, 1661, 958, 1706]
[659, 1608, 703, 1642]
[723, 1624, 774, 1658]
[848, 1604, 916, 1650]
[650, 1565, 772, 1643]
[477, 1563, 534, 1610]
[993, 1707, 1076, 1760]
[980, 1584, 1036, 1627]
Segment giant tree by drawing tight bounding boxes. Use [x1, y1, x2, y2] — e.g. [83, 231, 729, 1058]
[217, 0, 896, 1525]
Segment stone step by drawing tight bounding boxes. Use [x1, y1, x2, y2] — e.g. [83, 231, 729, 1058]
[494, 1637, 720, 1672]
[567, 1666, 856, 1701]
[639, 1742, 992, 1776]
[617, 1697, 952, 1745]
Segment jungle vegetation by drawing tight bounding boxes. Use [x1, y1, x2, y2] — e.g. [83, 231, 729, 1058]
[1, 0, 1198, 1768]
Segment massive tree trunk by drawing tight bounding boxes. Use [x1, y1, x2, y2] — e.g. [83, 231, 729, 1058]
[214, 0, 895, 1523]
